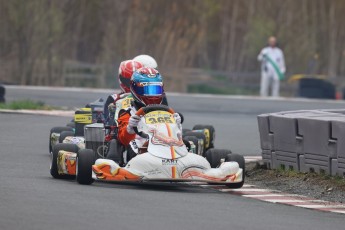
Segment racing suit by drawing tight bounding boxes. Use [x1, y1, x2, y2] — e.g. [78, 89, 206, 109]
[117, 108, 137, 146]
[103, 92, 124, 125]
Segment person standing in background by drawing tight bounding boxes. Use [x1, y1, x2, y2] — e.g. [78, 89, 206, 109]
[257, 36, 286, 97]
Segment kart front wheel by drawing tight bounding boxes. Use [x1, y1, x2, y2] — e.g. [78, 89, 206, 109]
[51, 143, 78, 179]
[225, 153, 245, 189]
[76, 149, 95, 185]
[49, 126, 74, 153]
[59, 130, 75, 143]
[205, 149, 231, 168]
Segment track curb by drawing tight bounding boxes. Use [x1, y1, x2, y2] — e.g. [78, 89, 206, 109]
[202, 183, 345, 215]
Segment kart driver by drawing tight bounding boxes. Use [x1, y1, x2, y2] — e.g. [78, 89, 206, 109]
[117, 67, 182, 148]
[103, 60, 144, 125]
[104, 55, 167, 128]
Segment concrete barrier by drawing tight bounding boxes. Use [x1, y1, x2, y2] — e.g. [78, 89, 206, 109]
[258, 109, 345, 177]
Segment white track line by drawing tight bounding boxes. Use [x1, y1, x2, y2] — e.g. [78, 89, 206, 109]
[265, 199, 309, 203]
[331, 210, 345, 214]
[243, 194, 285, 198]
[296, 204, 345, 209]
[213, 184, 345, 215]
[220, 188, 274, 192]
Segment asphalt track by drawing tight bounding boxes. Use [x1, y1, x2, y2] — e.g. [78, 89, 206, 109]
[1, 86, 345, 230]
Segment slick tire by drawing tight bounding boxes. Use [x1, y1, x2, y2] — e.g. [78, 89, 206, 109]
[205, 149, 232, 168]
[51, 143, 79, 179]
[76, 149, 95, 185]
[66, 122, 75, 129]
[193, 125, 216, 149]
[183, 136, 199, 155]
[49, 126, 74, 153]
[182, 129, 191, 136]
[59, 131, 75, 143]
[225, 153, 245, 189]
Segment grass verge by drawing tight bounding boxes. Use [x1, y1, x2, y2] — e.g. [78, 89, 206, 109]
[0, 100, 57, 110]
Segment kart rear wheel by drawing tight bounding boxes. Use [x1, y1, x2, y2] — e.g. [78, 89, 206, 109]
[205, 149, 231, 168]
[76, 149, 95, 185]
[184, 131, 207, 156]
[225, 153, 245, 188]
[51, 143, 79, 179]
[193, 125, 215, 149]
[59, 131, 75, 143]
[183, 136, 199, 155]
[49, 126, 74, 153]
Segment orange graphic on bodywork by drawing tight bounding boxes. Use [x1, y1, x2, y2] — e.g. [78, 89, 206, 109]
[66, 159, 76, 175]
[149, 126, 184, 148]
[92, 164, 141, 181]
[181, 170, 236, 182]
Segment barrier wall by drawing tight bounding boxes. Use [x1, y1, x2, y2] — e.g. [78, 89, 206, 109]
[258, 109, 345, 176]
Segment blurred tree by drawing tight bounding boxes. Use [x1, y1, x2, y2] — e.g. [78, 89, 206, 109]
[0, 0, 344, 87]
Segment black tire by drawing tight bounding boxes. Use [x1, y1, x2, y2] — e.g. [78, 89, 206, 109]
[183, 136, 199, 155]
[106, 139, 124, 165]
[185, 131, 207, 156]
[76, 149, 95, 185]
[49, 126, 74, 153]
[193, 125, 216, 149]
[205, 149, 232, 168]
[59, 131, 75, 143]
[66, 122, 75, 129]
[182, 129, 191, 136]
[225, 153, 245, 188]
[50, 143, 79, 179]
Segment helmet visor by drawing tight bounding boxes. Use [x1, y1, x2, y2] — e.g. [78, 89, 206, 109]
[133, 83, 163, 96]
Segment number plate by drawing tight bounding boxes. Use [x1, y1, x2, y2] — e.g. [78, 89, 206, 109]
[145, 111, 175, 124]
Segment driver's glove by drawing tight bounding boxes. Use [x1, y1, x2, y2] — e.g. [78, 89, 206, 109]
[108, 103, 116, 113]
[127, 115, 140, 134]
[173, 113, 182, 130]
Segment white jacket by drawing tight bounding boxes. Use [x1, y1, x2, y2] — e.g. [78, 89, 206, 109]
[258, 47, 286, 75]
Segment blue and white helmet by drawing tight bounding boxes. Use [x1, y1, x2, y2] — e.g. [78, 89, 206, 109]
[130, 67, 164, 108]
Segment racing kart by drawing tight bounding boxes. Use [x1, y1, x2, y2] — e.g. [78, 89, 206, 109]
[49, 98, 105, 154]
[50, 105, 245, 188]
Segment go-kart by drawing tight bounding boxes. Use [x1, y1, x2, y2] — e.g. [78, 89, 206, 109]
[48, 98, 105, 154]
[50, 105, 245, 188]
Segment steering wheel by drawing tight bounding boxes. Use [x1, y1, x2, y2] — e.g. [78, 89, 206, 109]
[133, 105, 175, 138]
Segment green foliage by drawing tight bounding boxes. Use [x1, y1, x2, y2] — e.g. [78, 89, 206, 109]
[0, 100, 56, 110]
